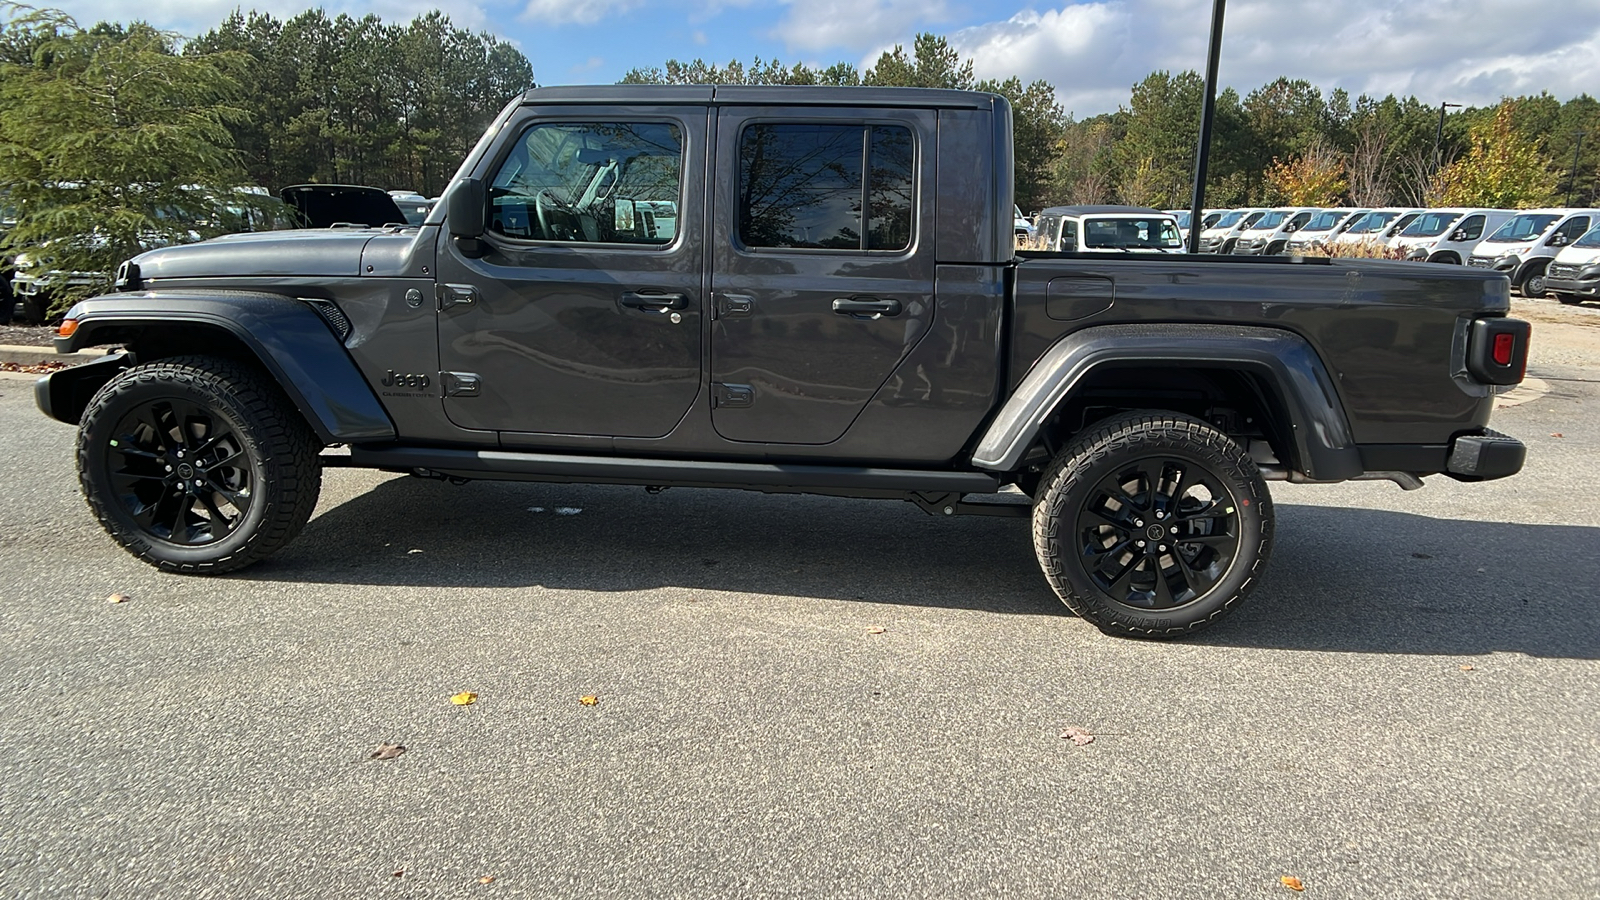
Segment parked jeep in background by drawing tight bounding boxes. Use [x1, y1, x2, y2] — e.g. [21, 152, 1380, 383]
[35, 85, 1529, 639]
[1031, 206, 1183, 253]
[1468, 208, 1597, 298]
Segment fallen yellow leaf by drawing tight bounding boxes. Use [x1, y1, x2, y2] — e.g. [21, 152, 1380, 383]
[866, 626, 886, 634]
[479, 876, 495, 884]
[450, 691, 478, 706]
[106, 593, 130, 604]
[1280, 875, 1304, 892]
[579, 695, 599, 706]
[1460, 664, 1474, 672]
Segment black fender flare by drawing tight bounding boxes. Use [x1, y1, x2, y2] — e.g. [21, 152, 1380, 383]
[39, 291, 395, 444]
[971, 324, 1362, 481]
[1512, 256, 1549, 286]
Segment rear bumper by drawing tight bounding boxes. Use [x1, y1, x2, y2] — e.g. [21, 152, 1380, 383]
[1446, 429, 1525, 480]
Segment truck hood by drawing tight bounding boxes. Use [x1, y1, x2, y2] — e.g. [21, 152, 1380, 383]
[131, 229, 389, 281]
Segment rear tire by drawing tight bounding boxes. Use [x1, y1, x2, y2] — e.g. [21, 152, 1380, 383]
[1556, 293, 1582, 305]
[77, 355, 322, 574]
[1032, 411, 1273, 638]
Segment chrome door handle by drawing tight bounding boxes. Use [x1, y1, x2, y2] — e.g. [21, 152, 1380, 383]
[831, 297, 902, 318]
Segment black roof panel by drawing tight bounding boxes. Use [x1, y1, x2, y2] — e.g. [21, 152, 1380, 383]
[520, 84, 998, 110]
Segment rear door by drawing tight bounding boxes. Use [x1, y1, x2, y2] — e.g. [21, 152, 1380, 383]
[708, 106, 937, 444]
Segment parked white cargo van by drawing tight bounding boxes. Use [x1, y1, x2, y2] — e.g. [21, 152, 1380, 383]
[1196, 208, 1266, 254]
[1390, 208, 1514, 264]
[1331, 208, 1424, 248]
[1232, 207, 1319, 256]
[1467, 208, 1599, 298]
[1284, 208, 1366, 254]
[1545, 222, 1600, 305]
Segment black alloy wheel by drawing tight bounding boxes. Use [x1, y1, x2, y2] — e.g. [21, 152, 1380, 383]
[77, 356, 321, 574]
[1033, 411, 1273, 638]
[104, 397, 255, 546]
[1074, 457, 1240, 610]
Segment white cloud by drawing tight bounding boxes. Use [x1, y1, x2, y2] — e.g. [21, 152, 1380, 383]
[771, 0, 954, 53]
[947, 0, 1600, 117]
[520, 0, 642, 26]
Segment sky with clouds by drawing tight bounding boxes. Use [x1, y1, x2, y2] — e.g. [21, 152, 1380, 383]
[38, 0, 1600, 117]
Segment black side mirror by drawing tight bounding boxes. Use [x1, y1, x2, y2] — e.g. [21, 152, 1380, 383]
[447, 177, 486, 239]
[1550, 234, 1568, 247]
[1450, 230, 1466, 242]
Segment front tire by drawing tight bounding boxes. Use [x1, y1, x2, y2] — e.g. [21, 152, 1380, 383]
[1556, 292, 1582, 305]
[1032, 411, 1273, 638]
[77, 356, 322, 574]
[1520, 266, 1549, 299]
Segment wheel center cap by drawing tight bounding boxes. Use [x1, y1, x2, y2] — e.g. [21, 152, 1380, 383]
[1145, 524, 1165, 541]
[176, 463, 195, 479]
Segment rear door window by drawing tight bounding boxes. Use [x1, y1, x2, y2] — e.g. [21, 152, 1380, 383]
[737, 123, 915, 252]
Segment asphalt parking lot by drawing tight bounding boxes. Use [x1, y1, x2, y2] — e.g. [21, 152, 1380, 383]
[1, 300, 1597, 898]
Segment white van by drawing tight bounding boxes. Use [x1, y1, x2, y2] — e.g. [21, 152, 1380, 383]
[1390, 208, 1515, 264]
[1545, 222, 1600, 305]
[1284, 208, 1366, 254]
[1197, 208, 1266, 254]
[1467, 208, 1599, 298]
[1030, 206, 1184, 253]
[1331, 208, 1424, 248]
[1232, 207, 1319, 256]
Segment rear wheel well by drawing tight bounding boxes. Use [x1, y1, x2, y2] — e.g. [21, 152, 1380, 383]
[1009, 365, 1297, 488]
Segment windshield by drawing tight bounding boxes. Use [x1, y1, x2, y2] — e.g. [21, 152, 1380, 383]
[1082, 217, 1183, 250]
[1014, 205, 1027, 222]
[1302, 211, 1347, 232]
[1173, 211, 1191, 228]
[1249, 211, 1286, 230]
[1399, 212, 1462, 238]
[1213, 211, 1245, 229]
[1575, 225, 1600, 249]
[1484, 214, 1560, 243]
[1343, 211, 1397, 235]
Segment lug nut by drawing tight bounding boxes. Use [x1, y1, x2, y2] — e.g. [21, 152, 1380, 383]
[1170, 527, 1178, 534]
[1133, 518, 1144, 527]
[1156, 511, 1165, 519]
[1136, 540, 1146, 548]
[1159, 544, 1167, 552]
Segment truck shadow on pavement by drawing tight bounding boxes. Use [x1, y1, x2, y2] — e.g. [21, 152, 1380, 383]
[252, 476, 1600, 659]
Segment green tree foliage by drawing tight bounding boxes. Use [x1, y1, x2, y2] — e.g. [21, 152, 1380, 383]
[977, 76, 1065, 212]
[1113, 71, 1204, 208]
[0, 6, 259, 310]
[864, 34, 973, 89]
[187, 9, 533, 196]
[1431, 101, 1558, 208]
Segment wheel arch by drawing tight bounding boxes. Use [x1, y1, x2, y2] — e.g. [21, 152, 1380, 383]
[973, 324, 1362, 482]
[1512, 256, 1549, 286]
[38, 292, 394, 444]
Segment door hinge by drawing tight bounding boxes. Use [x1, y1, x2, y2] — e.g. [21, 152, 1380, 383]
[440, 371, 482, 397]
[713, 383, 754, 408]
[713, 293, 753, 320]
[437, 283, 478, 311]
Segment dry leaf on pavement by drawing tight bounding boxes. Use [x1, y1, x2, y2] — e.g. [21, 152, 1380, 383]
[369, 743, 407, 760]
[1060, 726, 1094, 746]
[450, 691, 478, 706]
[106, 593, 130, 604]
[1551, 433, 1564, 438]
[1460, 664, 1475, 671]
[579, 695, 599, 706]
[1280, 875, 1305, 891]
[479, 876, 495, 884]
[866, 626, 886, 634]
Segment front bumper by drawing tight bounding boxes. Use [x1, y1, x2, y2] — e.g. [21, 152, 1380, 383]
[1545, 264, 1599, 297]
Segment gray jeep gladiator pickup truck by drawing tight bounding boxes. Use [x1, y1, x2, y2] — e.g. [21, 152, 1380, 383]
[35, 85, 1530, 638]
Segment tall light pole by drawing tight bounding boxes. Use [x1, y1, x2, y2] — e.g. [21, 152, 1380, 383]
[1566, 131, 1588, 206]
[1433, 101, 1461, 173]
[1186, 0, 1226, 254]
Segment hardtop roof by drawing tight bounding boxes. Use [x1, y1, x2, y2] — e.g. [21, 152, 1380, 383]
[519, 84, 1002, 110]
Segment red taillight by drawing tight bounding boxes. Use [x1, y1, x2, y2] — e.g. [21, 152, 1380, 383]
[1492, 333, 1514, 366]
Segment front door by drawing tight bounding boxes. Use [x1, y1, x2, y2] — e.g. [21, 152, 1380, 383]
[435, 110, 706, 438]
[708, 107, 937, 444]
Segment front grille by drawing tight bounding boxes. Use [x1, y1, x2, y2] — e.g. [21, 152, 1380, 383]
[1548, 263, 1580, 279]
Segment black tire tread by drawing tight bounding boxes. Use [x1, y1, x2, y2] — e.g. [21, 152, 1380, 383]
[77, 355, 322, 575]
[1031, 410, 1273, 638]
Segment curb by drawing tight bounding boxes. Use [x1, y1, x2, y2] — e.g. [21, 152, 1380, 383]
[0, 343, 103, 367]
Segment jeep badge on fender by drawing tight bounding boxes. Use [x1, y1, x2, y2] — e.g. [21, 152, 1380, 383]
[381, 370, 431, 389]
